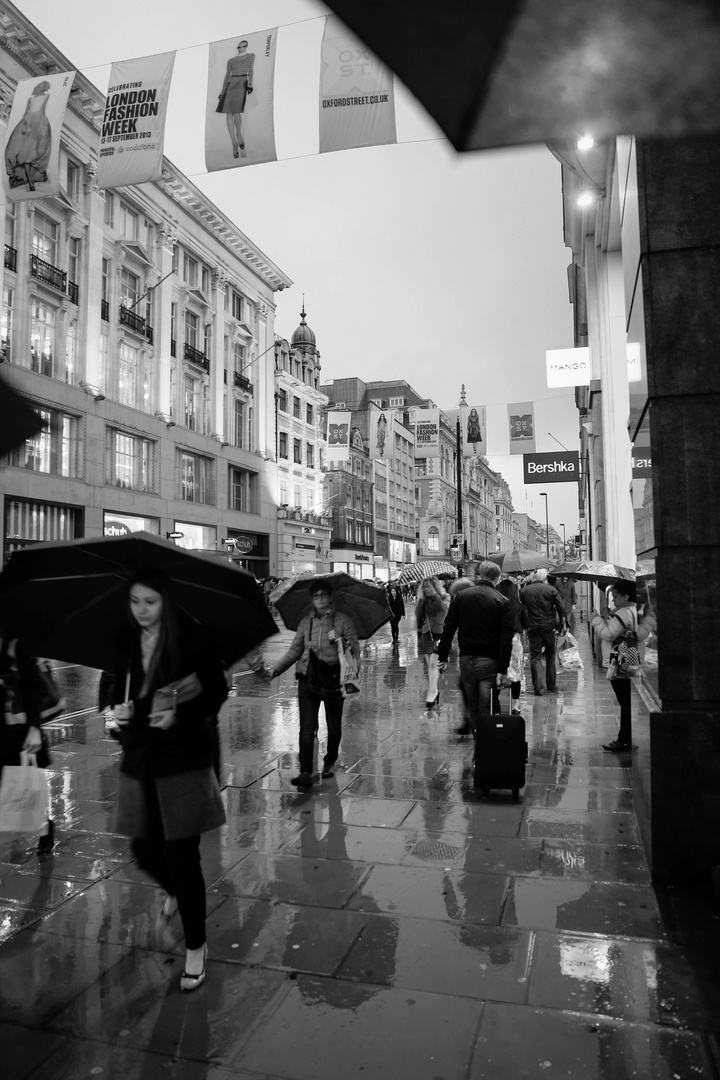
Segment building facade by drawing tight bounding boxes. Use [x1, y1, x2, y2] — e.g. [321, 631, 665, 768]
[273, 310, 331, 576]
[323, 424, 374, 578]
[0, 6, 291, 576]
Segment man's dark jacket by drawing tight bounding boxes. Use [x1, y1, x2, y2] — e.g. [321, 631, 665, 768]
[521, 580, 566, 634]
[436, 581, 514, 672]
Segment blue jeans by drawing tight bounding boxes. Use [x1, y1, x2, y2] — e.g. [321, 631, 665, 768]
[459, 656, 498, 731]
[528, 630, 557, 691]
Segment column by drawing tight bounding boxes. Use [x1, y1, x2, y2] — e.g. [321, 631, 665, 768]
[211, 270, 226, 440]
[154, 223, 176, 420]
[637, 136, 720, 884]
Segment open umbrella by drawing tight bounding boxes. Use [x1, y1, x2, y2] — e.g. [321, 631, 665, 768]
[486, 550, 555, 574]
[0, 531, 278, 670]
[273, 572, 391, 640]
[552, 560, 635, 588]
[0, 373, 43, 456]
[324, 0, 720, 151]
[396, 561, 458, 585]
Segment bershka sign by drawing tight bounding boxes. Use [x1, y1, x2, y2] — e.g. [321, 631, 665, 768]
[523, 451, 580, 484]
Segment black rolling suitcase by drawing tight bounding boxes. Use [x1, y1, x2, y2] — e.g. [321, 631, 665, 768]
[474, 691, 527, 800]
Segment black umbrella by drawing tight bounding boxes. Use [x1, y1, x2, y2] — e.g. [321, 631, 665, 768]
[0, 531, 278, 670]
[0, 373, 43, 456]
[324, 0, 720, 150]
[273, 572, 391, 640]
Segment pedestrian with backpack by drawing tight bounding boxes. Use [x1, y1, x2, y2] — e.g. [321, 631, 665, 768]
[591, 579, 648, 751]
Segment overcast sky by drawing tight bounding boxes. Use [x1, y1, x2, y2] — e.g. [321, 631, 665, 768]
[18, 0, 580, 534]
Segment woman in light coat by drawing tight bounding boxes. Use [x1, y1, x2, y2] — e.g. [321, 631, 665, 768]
[415, 577, 450, 709]
[591, 579, 652, 752]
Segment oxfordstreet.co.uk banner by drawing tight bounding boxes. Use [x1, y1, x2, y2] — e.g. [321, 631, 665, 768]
[205, 29, 278, 172]
[97, 52, 176, 189]
[326, 410, 352, 464]
[319, 14, 396, 154]
[3, 71, 76, 203]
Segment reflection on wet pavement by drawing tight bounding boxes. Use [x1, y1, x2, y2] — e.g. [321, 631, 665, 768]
[2, 619, 719, 1079]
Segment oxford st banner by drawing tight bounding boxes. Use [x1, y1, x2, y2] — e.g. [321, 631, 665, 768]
[326, 410, 352, 464]
[508, 401, 536, 455]
[319, 14, 397, 154]
[97, 53, 176, 189]
[205, 29, 278, 171]
[445, 406, 487, 457]
[3, 71, 76, 202]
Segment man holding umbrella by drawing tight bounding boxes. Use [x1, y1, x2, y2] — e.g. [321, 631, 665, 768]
[266, 579, 360, 788]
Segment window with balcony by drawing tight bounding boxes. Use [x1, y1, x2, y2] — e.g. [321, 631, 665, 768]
[106, 429, 153, 491]
[229, 467, 258, 513]
[118, 342, 138, 407]
[66, 159, 80, 201]
[233, 399, 245, 449]
[293, 438, 302, 464]
[119, 202, 138, 241]
[178, 451, 214, 504]
[293, 396, 301, 419]
[2, 286, 12, 362]
[279, 432, 288, 459]
[182, 251, 198, 286]
[30, 298, 57, 377]
[5, 406, 80, 477]
[68, 237, 80, 304]
[184, 374, 208, 433]
[33, 210, 57, 266]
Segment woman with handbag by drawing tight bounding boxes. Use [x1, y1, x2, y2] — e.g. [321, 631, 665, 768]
[110, 570, 228, 992]
[591, 578, 650, 752]
[265, 580, 360, 789]
[415, 577, 450, 709]
[0, 621, 62, 854]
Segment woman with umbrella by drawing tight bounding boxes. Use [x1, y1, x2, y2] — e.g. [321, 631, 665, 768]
[265, 579, 360, 788]
[415, 576, 451, 708]
[111, 569, 228, 992]
[590, 578, 648, 752]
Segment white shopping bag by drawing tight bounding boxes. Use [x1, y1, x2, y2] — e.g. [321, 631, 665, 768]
[558, 632, 584, 670]
[0, 752, 49, 832]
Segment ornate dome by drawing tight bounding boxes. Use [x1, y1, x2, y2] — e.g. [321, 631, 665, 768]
[291, 306, 316, 348]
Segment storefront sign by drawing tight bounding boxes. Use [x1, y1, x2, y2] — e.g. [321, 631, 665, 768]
[104, 520, 132, 537]
[632, 451, 652, 478]
[546, 346, 590, 388]
[523, 451, 580, 484]
[234, 535, 254, 552]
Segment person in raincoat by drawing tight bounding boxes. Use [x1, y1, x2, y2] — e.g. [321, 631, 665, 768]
[266, 579, 360, 789]
[415, 576, 451, 709]
[386, 582, 406, 644]
[110, 569, 228, 992]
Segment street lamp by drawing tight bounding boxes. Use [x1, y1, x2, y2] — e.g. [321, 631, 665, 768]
[539, 492, 549, 558]
[559, 522, 566, 559]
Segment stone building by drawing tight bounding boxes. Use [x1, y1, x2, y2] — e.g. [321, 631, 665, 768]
[0, 4, 291, 577]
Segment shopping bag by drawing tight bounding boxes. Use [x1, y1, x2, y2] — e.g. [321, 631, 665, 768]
[558, 632, 584, 670]
[505, 633, 525, 683]
[0, 752, 49, 832]
[337, 638, 361, 698]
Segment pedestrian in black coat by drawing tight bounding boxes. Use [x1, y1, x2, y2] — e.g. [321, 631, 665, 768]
[386, 583, 406, 643]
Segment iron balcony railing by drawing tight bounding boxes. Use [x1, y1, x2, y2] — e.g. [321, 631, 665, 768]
[233, 371, 253, 394]
[67, 281, 79, 305]
[30, 254, 66, 293]
[119, 305, 146, 336]
[4, 245, 17, 272]
[170, 339, 176, 357]
[101, 299, 109, 321]
[184, 342, 209, 371]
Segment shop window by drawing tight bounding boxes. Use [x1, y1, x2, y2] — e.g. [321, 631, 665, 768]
[106, 429, 153, 491]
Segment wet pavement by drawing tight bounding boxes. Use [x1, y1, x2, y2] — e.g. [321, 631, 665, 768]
[2, 612, 720, 1079]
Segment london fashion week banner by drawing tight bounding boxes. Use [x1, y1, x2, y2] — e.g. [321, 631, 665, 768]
[319, 14, 396, 154]
[205, 29, 278, 171]
[97, 52, 176, 189]
[414, 409, 440, 458]
[3, 71, 76, 202]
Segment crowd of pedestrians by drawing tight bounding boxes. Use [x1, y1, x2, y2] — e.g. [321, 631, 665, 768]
[1, 551, 657, 998]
